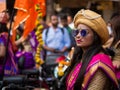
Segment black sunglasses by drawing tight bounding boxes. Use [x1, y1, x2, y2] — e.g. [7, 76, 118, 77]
[72, 29, 88, 37]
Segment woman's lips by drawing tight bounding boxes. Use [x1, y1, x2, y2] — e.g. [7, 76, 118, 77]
[76, 40, 82, 43]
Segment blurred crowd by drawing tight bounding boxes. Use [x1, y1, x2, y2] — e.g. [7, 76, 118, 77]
[0, 8, 120, 90]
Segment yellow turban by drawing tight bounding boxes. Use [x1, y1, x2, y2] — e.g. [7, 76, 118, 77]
[73, 9, 109, 44]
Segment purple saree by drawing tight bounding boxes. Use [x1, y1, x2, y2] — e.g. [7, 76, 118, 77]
[16, 51, 35, 69]
[0, 32, 18, 76]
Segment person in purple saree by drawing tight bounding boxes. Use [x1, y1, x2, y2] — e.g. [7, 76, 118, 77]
[65, 9, 119, 90]
[0, 10, 18, 77]
[15, 35, 35, 71]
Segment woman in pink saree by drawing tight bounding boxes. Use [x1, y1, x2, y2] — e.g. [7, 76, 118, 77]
[65, 9, 119, 90]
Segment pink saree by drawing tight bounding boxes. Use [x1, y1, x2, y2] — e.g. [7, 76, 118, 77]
[66, 53, 118, 90]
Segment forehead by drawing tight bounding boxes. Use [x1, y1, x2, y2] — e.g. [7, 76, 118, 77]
[0, 12, 9, 18]
[51, 15, 58, 19]
[67, 16, 72, 19]
[76, 24, 94, 33]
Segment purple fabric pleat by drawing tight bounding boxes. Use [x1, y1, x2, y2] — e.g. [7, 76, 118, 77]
[0, 33, 18, 76]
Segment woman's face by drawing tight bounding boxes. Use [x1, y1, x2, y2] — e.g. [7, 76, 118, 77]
[0, 12, 9, 23]
[73, 24, 94, 49]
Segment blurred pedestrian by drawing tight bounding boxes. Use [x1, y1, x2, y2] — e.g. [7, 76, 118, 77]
[42, 14, 71, 76]
[15, 35, 35, 71]
[67, 13, 75, 30]
[0, 10, 18, 77]
[59, 13, 76, 51]
[103, 11, 120, 88]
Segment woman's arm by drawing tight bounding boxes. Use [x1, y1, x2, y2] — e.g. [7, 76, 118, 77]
[0, 44, 6, 57]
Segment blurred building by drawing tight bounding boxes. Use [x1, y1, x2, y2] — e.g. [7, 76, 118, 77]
[46, 0, 120, 23]
[2, 0, 120, 24]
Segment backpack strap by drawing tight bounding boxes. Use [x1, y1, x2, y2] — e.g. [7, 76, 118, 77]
[44, 27, 49, 45]
[60, 28, 64, 34]
[45, 27, 49, 39]
[45, 27, 64, 39]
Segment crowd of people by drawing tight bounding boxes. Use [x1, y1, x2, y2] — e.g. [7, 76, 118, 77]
[0, 8, 120, 90]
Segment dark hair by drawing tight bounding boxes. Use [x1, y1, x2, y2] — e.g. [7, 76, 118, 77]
[2, 9, 9, 13]
[50, 13, 58, 19]
[66, 30, 106, 89]
[110, 11, 120, 20]
[59, 13, 67, 20]
[0, 23, 8, 33]
[110, 12, 120, 47]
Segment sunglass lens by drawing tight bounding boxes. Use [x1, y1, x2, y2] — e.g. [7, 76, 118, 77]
[72, 30, 79, 37]
[81, 29, 87, 37]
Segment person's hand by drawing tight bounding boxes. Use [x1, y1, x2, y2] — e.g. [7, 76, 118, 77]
[15, 37, 25, 46]
[53, 49, 60, 53]
[112, 60, 120, 69]
[51, 49, 63, 53]
[12, 42, 18, 52]
[15, 39, 22, 46]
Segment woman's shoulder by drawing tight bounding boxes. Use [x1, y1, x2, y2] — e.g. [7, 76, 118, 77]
[87, 53, 114, 71]
[91, 53, 112, 63]
[85, 53, 118, 88]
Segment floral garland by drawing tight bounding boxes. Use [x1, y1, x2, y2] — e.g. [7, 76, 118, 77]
[34, 4, 44, 68]
[56, 56, 70, 77]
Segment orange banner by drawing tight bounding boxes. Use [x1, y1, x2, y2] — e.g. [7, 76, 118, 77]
[12, 0, 39, 42]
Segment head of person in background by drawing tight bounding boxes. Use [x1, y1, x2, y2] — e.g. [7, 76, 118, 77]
[59, 13, 68, 28]
[103, 11, 120, 52]
[108, 11, 120, 76]
[0, 10, 9, 24]
[67, 13, 75, 30]
[66, 9, 118, 90]
[0, 10, 10, 33]
[103, 11, 120, 49]
[67, 13, 73, 24]
[110, 11, 120, 47]
[50, 14, 59, 28]
[107, 11, 120, 38]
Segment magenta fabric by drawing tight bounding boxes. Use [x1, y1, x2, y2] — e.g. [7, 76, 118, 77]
[66, 63, 82, 90]
[16, 51, 35, 69]
[66, 53, 118, 90]
[115, 67, 120, 79]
